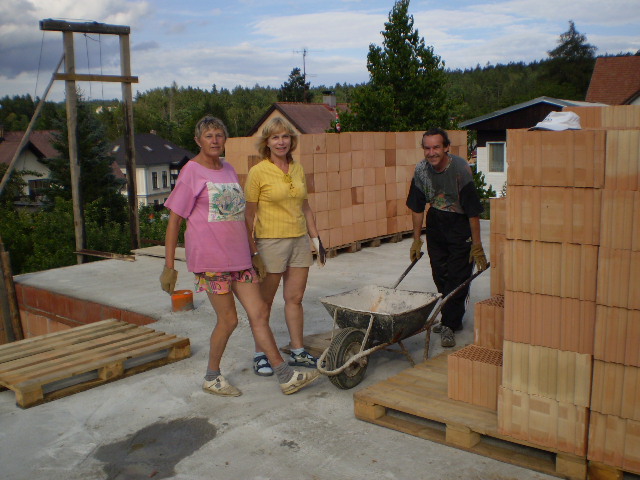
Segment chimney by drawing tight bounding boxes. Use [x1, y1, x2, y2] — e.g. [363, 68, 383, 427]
[322, 91, 336, 109]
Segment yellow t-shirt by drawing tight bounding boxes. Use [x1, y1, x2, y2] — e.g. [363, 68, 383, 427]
[245, 159, 308, 238]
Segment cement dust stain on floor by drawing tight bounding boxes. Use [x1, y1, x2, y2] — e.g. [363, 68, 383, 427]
[94, 417, 217, 479]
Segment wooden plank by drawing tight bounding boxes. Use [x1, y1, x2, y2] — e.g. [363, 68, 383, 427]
[353, 351, 587, 480]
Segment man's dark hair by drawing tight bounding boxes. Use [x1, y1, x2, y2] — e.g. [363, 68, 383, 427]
[422, 128, 450, 147]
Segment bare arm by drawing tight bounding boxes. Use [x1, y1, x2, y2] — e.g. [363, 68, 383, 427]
[412, 210, 425, 241]
[164, 210, 184, 269]
[468, 216, 482, 245]
[244, 201, 259, 254]
[302, 199, 319, 238]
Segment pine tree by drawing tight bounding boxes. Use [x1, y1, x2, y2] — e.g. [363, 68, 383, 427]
[42, 95, 128, 223]
[541, 21, 597, 99]
[340, 0, 452, 132]
[277, 67, 311, 102]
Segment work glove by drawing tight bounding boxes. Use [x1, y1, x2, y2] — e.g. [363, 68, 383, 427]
[410, 238, 423, 262]
[252, 253, 267, 280]
[470, 243, 488, 272]
[311, 237, 326, 267]
[160, 266, 178, 294]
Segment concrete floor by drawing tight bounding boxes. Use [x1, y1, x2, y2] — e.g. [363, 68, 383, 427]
[0, 220, 556, 480]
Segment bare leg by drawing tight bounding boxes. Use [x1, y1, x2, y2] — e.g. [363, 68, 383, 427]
[255, 272, 283, 351]
[232, 281, 284, 367]
[282, 267, 309, 350]
[205, 291, 239, 371]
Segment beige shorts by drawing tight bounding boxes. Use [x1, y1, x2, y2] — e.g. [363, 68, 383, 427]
[257, 235, 313, 273]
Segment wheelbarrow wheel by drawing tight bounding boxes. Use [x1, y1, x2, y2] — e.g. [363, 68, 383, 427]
[325, 327, 368, 389]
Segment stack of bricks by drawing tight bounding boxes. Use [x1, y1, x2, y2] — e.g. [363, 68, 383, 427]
[496, 106, 640, 470]
[497, 127, 607, 457]
[225, 130, 467, 249]
[584, 122, 640, 471]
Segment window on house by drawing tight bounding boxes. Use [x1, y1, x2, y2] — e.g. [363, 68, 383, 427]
[162, 171, 168, 188]
[152, 172, 158, 189]
[488, 142, 506, 172]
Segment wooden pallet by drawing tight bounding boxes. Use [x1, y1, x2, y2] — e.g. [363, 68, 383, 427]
[353, 352, 588, 480]
[0, 319, 191, 408]
[325, 231, 413, 258]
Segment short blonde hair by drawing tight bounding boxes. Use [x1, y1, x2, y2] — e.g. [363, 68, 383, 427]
[195, 115, 229, 139]
[257, 117, 298, 162]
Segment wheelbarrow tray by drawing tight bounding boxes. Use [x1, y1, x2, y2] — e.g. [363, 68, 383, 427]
[319, 285, 440, 345]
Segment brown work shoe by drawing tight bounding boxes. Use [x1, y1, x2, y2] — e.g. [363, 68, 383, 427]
[440, 326, 456, 348]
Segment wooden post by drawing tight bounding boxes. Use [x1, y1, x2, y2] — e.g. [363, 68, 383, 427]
[0, 238, 24, 342]
[63, 31, 86, 264]
[39, 19, 141, 255]
[119, 33, 140, 250]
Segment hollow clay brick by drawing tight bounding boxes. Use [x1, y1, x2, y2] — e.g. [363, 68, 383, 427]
[474, 294, 505, 350]
[597, 248, 640, 310]
[605, 129, 640, 191]
[506, 129, 605, 188]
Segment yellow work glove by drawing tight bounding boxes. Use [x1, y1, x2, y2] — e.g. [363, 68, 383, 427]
[160, 266, 178, 294]
[251, 253, 267, 280]
[469, 243, 488, 272]
[410, 238, 423, 262]
[311, 237, 326, 267]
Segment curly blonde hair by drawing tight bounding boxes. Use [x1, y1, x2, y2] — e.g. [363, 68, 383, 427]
[257, 117, 298, 162]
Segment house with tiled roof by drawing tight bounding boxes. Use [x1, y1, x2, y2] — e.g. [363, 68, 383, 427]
[0, 129, 59, 200]
[586, 55, 640, 105]
[110, 132, 195, 206]
[247, 92, 348, 137]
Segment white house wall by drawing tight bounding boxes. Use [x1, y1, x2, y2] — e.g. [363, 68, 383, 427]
[13, 150, 51, 195]
[476, 146, 507, 196]
[120, 165, 172, 206]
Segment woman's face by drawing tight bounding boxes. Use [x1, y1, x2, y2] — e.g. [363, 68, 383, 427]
[197, 128, 226, 157]
[267, 130, 291, 159]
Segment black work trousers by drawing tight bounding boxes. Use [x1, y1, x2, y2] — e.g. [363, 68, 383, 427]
[425, 208, 473, 331]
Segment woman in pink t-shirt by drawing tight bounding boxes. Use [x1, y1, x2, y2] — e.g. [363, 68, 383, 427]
[160, 115, 320, 397]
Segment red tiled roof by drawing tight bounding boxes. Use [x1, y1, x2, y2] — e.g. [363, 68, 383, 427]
[0, 130, 59, 165]
[248, 102, 350, 135]
[586, 56, 640, 105]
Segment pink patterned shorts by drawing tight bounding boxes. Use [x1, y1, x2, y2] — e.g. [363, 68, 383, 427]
[194, 268, 257, 295]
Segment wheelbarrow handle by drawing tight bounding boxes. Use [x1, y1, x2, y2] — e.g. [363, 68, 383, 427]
[391, 252, 424, 289]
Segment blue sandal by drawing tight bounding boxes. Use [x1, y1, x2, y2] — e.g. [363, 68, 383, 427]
[253, 354, 274, 376]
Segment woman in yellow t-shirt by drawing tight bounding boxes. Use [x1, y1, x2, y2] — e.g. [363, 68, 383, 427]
[244, 117, 325, 376]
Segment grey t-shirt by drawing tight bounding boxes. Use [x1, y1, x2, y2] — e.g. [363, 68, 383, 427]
[407, 154, 483, 217]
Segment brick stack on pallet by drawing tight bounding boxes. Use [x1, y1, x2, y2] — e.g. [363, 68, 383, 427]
[497, 126, 605, 458]
[225, 131, 467, 250]
[448, 105, 640, 478]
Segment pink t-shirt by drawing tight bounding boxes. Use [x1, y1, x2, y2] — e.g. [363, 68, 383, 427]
[164, 160, 251, 273]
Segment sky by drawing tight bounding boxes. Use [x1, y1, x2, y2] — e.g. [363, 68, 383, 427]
[1, 0, 639, 103]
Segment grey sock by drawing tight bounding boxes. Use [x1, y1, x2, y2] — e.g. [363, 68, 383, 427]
[274, 362, 294, 383]
[205, 369, 221, 381]
[291, 347, 305, 355]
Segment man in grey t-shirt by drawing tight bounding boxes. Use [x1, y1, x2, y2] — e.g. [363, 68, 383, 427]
[406, 128, 488, 347]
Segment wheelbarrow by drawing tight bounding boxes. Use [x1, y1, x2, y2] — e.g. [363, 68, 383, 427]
[317, 254, 489, 389]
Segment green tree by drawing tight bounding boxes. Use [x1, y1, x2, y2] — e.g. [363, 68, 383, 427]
[41, 95, 128, 223]
[340, 0, 452, 132]
[277, 67, 311, 103]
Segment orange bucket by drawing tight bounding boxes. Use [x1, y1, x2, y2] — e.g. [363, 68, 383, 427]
[171, 289, 194, 312]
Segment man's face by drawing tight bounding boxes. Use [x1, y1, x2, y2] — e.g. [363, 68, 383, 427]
[422, 134, 449, 172]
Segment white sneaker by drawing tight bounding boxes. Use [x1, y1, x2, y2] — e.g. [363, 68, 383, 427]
[203, 375, 242, 397]
[280, 369, 321, 395]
